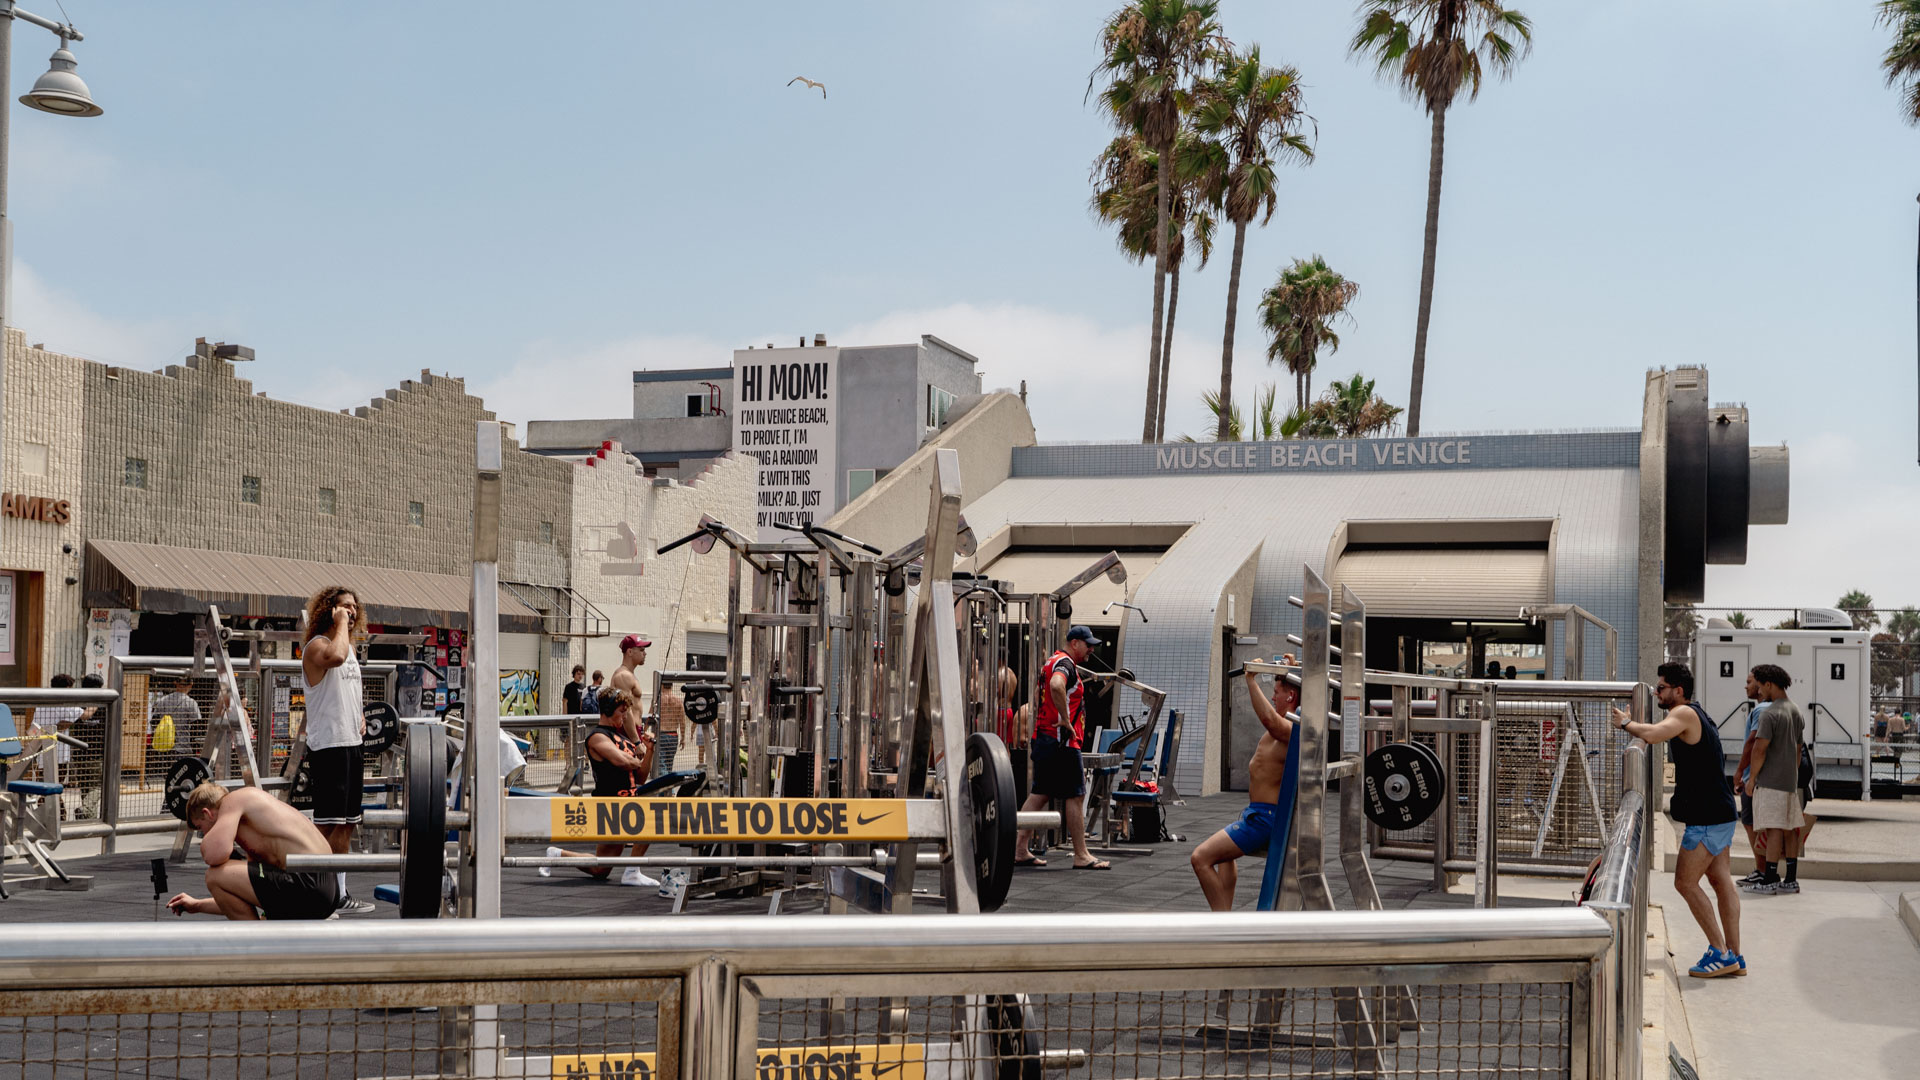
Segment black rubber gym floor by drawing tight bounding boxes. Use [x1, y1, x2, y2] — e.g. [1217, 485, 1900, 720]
[1, 793, 1554, 923]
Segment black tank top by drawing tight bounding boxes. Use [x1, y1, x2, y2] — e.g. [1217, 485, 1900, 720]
[1668, 699, 1736, 825]
[587, 725, 643, 797]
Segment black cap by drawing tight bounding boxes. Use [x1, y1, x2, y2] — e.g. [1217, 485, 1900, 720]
[1066, 625, 1104, 646]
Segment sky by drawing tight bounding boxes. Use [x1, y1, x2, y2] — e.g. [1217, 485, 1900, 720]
[9, 1, 1920, 615]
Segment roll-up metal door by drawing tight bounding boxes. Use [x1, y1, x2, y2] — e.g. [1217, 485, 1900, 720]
[1328, 547, 1549, 620]
[684, 630, 729, 659]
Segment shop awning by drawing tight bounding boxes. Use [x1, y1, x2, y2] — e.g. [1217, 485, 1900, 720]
[83, 539, 544, 632]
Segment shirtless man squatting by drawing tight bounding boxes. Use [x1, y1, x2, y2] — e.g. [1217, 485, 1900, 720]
[167, 783, 339, 920]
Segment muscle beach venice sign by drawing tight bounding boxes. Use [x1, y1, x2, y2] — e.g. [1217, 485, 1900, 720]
[1154, 438, 1475, 472]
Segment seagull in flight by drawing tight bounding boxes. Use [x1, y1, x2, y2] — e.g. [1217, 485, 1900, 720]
[787, 76, 826, 99]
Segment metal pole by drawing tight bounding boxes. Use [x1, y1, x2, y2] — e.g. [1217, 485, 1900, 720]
[0, 7, 12, 494]
[467, 422, 503, 920]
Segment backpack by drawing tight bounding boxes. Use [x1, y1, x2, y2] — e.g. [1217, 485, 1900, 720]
[152, 713, 176, 753]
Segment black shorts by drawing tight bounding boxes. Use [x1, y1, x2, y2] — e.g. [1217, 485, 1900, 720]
[249, 860, 341, 920]
[307, 744, 365, 826]
[1030, 735, 1085, 798]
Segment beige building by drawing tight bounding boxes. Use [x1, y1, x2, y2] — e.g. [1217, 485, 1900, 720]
[0, 331, 755, 716]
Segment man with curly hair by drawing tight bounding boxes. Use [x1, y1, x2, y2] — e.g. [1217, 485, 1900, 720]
[301, 585, 373, 914]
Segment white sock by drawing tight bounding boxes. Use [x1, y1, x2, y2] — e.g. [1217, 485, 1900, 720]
[539, 846, 564, 877]
[619, 868, 659, 887]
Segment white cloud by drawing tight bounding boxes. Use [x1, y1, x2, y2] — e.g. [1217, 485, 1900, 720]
[836, 301, 1288, 443]
[476, 332, 735, 429]
[10, 260, 185, 369]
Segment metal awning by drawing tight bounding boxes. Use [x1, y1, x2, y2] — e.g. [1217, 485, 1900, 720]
[83, 539, 543, 632]
[501, 580, 611, 638]
[1327, 547, 1549, 621]
[976, 549, 1166, 616]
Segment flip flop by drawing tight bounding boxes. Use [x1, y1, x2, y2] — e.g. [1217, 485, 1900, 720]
[1014, 856, 1047, 867]
[1073, 860, 1112, 871]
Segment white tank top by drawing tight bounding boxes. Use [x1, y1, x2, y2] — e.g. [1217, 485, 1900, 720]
[303, 642, 364, 751]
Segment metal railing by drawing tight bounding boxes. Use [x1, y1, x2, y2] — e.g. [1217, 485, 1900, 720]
[1, 907, 1613, 1080]
[1583, 738, 1659, 1080]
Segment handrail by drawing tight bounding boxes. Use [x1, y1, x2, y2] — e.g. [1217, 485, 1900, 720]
[0, 688, 121, 707]
[1, 908, 1612, 990]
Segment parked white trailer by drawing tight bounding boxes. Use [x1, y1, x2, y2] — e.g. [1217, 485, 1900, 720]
[1693, 626, 1872, 799]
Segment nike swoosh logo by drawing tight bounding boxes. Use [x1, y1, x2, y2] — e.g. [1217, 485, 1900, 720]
[856, 812, 891, 826]
[870, 1061, 902, 1078]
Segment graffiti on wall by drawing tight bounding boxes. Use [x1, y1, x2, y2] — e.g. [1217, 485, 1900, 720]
[501, 669, 540, 716]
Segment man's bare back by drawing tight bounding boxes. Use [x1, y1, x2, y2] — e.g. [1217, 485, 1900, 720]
[208, 787, 332, 868]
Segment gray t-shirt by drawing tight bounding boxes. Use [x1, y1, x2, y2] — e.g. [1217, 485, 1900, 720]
[1753, 699, 1805, 792]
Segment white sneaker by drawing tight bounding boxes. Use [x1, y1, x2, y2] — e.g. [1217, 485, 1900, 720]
[619, 868, 659, 888]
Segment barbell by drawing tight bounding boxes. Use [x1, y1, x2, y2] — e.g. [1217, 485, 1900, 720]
[284, 723, 1043, 917]
[166, 702, 404, 821]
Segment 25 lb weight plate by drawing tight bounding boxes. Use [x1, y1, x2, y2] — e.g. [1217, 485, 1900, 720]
[1362, 742, 1445, 830]
[683, 686, 720, 726]
[362, 701, 401, 754]
[965, 731, 1018, 912]
[164, 756, 212, 821]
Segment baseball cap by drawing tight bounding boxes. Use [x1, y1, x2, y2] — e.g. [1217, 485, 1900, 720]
[1066, 625, 1104, 646]
[619, 634, 652, 652]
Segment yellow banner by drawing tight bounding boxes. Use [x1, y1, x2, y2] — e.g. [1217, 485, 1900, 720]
[554, 1042, 926, 1080]
[548, 798, 912, 843]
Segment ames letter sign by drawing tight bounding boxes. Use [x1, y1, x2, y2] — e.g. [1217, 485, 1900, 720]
[1, 492, 71, 524]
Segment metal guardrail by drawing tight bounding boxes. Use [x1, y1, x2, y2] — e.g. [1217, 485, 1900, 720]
[2, 908, 1612, 1080]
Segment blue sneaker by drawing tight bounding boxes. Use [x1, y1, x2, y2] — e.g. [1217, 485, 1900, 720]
[1689, 947, 1741, 979]
[1724, 950, 1747, 976]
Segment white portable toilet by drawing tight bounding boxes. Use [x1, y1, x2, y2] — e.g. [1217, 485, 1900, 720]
[1694, 625, 1871, 798]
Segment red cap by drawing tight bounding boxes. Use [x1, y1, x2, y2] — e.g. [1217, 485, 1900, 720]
[619, 634, 652, 652]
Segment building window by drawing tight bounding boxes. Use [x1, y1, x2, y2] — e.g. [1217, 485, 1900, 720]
[21, 442, 48, 476]
[241, 475, 261, 504]
[848, 467, 891, 502]
[409, 500, 425, 527]
[540, 521, 554, 544]
[123, 457, 147, 489]
[318, 487, 337, 515]
[686, 393, 704, 418]
[927, 386, 956, 429]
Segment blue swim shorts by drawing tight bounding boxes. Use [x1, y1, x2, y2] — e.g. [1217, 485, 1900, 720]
[1222, 801, 1280, 855]
[1680, 821, 1737, 856]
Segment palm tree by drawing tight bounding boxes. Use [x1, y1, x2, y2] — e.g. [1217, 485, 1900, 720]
[1185, 45, 1313, 440]
[1665, 604, 1701, 662]
[1180, 383, 1281, 442]
[1350, 0, 1533, 437]
[1881, 1, 1920, 123]
[1258, 256, 1360, 411]
[1094, 0, 1227, 443]
[1725, 611, 1752, 629]
[1319, 373, 1405, 436]
[1887, 606, 1920, 703]
[1090, 132, 1218, 440]
[1837, 589, 1879, 631]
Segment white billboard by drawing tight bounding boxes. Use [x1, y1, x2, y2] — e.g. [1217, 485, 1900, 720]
[733, 348, 838, 541]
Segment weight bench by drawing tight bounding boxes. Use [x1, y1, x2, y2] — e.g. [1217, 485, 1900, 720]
[0, 703, 91, 894]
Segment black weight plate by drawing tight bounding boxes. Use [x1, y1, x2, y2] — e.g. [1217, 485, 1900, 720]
[965, 731, 1018, 912]
[1362, 742, 1445, 831]
[287, 752, 315, 811]
[985, 994, 1042, 1080]
[683, 687, 720, 726]
[362, 702, 401, 753]
[1407, 739, 1444, 789]
[400, 723, 447, 919]
[164, 756, 212, 821]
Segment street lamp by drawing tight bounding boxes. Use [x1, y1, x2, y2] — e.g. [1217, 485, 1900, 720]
[0, 1, 101, 490]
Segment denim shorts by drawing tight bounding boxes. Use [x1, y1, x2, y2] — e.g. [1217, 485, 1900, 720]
[1680, 820, 1737, 856]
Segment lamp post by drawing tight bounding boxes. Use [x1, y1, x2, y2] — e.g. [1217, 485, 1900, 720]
[0, 1, 101, 491]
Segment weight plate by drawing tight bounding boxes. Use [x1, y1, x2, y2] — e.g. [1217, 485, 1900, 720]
[683, 686, 720, 726]
[164, 756, 212, 821]
[287, 752, 315, 811]
[965, 731, 1018, 913]
[400, 723, 447, 919]
[1362, 742, 1445, 831]
[362, 701, 401, 754]
[1407, 739, 1444, 789]
[985, 993, 1042, 1080]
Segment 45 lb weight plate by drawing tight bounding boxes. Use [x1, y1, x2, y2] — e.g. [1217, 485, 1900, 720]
[164, 756, 212, 821]
[1362, 742, 1445, 830]
[362, 701, 401, 753]
[965, 731, 1018, 912]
